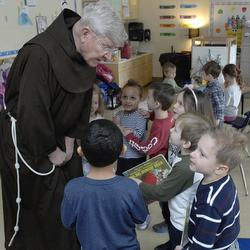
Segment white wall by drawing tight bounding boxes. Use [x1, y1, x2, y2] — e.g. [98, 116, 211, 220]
[0, 0, 82, 53]
[137, 0, 210, 77]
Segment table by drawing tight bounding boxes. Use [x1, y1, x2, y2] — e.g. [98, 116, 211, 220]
[241, 85, 250, 115]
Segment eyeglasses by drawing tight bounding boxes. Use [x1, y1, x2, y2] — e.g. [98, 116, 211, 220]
[91, 31, 115, 55]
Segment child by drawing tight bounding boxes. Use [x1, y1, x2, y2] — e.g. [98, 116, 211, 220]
[134, 113, 213, 250]
[123, 83, 175, 159]
[222, 64, 244, 122]
[153, 88, 216, 234]
[202, 61, 225, 126]
[82, 84, 104, 175]
[162, 61, 182, 92]
[61, 119, 150, 250]
[114, 79, 147, 175]
[89, 84, 104, 122]
[176, 127, 247, 250]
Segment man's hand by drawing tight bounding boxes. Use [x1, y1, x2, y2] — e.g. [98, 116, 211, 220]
[65, 136, 75, 162]
[48, 147, 67, 166]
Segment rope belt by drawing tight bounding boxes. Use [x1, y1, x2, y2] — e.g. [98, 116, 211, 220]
[7, 112, 55, 246]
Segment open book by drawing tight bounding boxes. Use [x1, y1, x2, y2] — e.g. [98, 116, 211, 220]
[123, 154, 172, 185]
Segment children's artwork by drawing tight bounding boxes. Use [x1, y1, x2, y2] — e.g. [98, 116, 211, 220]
[159, 15, 176, 19]
[180, 4, 197, 8]
[18, 6, 32, 26]
[160, 24, 176, 28]
[123, 154, 172, 185]
[159, 5, 176, 9]
[180, 15, 197, 19]
[24, 0, 37, 7]
[160, 32, 176, 36]
[210, 1, 250, 46]
[35, 16, 48, 34]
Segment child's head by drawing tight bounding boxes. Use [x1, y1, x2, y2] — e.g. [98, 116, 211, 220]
[173, 88, 216, 125]
[121, 79, 143, 112]
[170, 112, 212, 152]
[190, 127, 247, 179]
[91, 84, 104, 117]
[202, 61, 221, 81]
[162, 61, 176, 79]
[81, 119, 123, 167]
[147, 83, 175, 111]
[222, 64, 244, 89]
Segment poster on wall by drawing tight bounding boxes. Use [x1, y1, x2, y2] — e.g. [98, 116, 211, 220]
[210, 1, 250, 46]
[35, 16, 47, 34]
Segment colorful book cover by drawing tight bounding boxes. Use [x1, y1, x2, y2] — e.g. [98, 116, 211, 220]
[123, 154, 172, 185]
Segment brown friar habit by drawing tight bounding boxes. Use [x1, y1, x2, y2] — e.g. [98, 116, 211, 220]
[0, 9, 96, 250]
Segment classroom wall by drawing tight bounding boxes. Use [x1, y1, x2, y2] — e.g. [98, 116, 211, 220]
[0, 0, 82, 54]
[137, 0, 210, 77]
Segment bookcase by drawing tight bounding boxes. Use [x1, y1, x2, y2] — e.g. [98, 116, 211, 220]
[103, 52, 152, 88]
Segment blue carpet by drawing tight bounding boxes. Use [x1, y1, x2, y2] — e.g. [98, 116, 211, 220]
[238, 238, 250, 250]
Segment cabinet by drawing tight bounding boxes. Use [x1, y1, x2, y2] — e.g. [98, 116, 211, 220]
[104, 52, 152, 88]
[121, 0, 139, 20]
[191, 37, 237, 76]
[82, 0, 139, 20]
[240, 26, 250, 84]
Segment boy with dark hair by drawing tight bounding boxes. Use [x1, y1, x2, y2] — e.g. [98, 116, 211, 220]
[202, 61, 225, 126]
[123, 83, 175, 158]
[61, 119, 149, 250]
[162, 61, 182, 92]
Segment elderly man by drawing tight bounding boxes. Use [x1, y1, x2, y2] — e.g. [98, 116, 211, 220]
[0, 2, 127, 250]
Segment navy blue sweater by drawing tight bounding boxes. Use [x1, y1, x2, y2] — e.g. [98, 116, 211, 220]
[186, 175, 240, 249]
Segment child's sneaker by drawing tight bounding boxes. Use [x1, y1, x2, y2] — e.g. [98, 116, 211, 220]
[152, 221, 168, 233]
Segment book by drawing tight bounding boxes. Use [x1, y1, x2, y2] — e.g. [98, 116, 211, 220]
[123, 154, 172, 185]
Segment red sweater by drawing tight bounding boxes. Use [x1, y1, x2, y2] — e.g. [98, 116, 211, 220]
[126, 112, 174, 158]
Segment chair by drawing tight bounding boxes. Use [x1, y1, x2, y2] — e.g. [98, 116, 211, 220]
[226, 111, 250, 196]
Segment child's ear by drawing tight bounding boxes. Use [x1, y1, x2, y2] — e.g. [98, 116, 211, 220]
[215, 164, 229, 175]
[155, 100, 161, 109]
[182, 140, 191, 150]
[77, 146, 84, 157]
[121, 145, 127, 156]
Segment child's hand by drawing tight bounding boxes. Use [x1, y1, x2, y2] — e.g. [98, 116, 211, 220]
[122, 128, 133, 136]
[138, 108, 150, 118]
[112, 116, 120, 125]
[175, 245, 183, 250]
[130, 177, 142, 185]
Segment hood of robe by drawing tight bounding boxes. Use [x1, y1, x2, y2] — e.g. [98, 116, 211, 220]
[24, 9, 96, 93]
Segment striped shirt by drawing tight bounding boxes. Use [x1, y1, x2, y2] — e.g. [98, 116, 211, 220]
[186, 175, 240, 250]
[115, 110, 146, 159]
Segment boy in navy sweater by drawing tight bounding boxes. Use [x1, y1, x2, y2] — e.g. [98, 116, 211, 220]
[176, 127, 246, 250]
[61, 119, 149, 250]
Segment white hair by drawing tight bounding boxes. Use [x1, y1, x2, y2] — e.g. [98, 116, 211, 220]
[81, 1, 128, 47]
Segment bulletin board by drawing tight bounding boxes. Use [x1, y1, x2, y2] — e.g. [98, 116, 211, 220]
[210, 1, 250, 46]
[0, 0, 81, 58]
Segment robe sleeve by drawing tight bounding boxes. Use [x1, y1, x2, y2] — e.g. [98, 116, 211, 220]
[17, 48, 57, 160]
[66, 87, 93, 139]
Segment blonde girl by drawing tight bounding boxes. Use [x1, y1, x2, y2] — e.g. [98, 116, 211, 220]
[89, 84, 104, 122]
